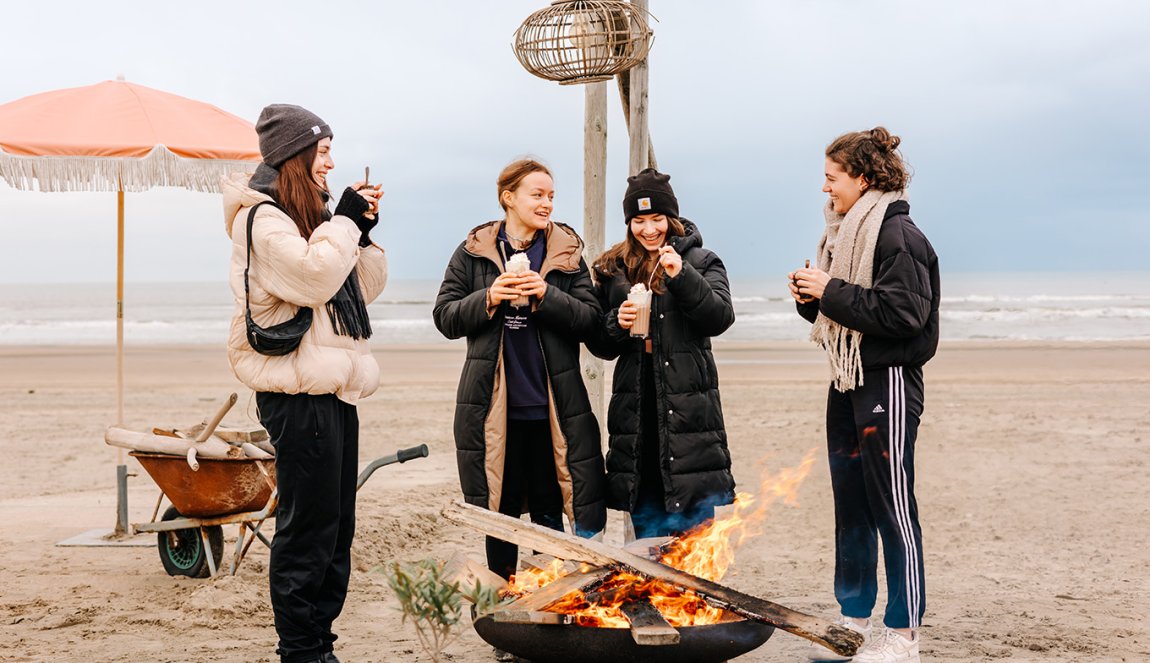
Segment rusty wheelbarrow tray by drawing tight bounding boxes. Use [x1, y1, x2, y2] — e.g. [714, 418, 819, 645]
[131, 444, 428, 578]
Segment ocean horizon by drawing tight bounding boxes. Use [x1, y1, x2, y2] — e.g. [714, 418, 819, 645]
[1, 272, 1147, 346]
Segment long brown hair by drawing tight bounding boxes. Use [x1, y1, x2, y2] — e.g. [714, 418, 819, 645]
[497, 159, 552, 211]
[594, 216, 686, 295]
[825, 126, 910, 192]
[275, 143, 329, 238]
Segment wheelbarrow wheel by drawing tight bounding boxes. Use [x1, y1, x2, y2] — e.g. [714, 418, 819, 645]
[157, 506, 224, 578]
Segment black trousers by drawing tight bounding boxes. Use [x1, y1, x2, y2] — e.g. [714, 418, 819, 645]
[257, 392, 359, 662]
[826, 366, 926, 629]
[486, 418, 565, 581]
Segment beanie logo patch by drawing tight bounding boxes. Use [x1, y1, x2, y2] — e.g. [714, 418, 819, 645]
[638, 197, 652, 211]
[311, 126, 321, 135]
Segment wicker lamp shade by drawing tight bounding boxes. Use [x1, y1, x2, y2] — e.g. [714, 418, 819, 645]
[513, 0, 654, 86]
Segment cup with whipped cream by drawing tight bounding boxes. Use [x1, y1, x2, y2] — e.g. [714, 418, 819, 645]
[505, 252, 532, 308]
[627, 283, 652, 338]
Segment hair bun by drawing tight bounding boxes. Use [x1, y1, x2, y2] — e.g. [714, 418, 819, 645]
[869, 126, 900, 152]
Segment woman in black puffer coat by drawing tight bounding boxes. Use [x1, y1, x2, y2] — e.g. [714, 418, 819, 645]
[589, 168, 736, 539]
[433, 159, 607, 583]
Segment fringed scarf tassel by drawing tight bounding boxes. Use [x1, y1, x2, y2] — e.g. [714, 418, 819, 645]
[325, 269, 373, 340]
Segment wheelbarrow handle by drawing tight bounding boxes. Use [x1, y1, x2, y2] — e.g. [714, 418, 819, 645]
[356, 444, 429, 490]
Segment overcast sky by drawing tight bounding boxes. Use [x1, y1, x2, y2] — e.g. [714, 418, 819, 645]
[1, 0, 1147, 284]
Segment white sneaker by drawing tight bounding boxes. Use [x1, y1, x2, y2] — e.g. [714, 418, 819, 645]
[851, 628, 920, 663]
[807, 616, 872, 661]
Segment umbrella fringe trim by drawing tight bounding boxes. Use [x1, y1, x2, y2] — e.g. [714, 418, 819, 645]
[0, 145, 257, 193]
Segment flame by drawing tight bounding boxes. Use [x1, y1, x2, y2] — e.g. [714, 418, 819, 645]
[660, 449, 817, 583]
[510, 451, 818, 629]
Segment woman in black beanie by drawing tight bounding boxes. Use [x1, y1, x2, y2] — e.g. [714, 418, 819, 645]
[589, 168, 736, 539]
[222, 103, 386, 663]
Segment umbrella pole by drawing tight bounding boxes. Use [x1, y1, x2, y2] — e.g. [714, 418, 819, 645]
[114, 188, 129, 536]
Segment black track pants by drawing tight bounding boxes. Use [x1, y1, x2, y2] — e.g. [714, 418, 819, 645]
[826, 366, 926, 629]
[257, 392, 359, 662]
[486, 418, 565, 580]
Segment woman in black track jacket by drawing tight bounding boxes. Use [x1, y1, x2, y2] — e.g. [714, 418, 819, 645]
[790, 127, 939, 663]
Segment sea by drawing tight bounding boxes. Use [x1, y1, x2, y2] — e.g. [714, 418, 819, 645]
[0, 272, 1147, 346]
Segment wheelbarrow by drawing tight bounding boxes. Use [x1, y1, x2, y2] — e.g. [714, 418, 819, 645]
[131, 444, 429, 578]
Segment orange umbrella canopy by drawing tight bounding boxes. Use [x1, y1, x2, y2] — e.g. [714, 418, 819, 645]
[0, 79, 259, 192]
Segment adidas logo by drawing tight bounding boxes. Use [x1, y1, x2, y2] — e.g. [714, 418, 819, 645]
[872, 404, 885, 414]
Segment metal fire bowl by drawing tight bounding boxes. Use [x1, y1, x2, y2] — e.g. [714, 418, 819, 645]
[473, 613, 774, 663]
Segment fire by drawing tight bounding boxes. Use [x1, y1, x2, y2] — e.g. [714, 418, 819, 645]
[502, 451, 818, 629]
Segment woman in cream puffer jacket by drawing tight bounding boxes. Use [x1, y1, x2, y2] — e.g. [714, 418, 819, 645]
[224, 103, 386, 663]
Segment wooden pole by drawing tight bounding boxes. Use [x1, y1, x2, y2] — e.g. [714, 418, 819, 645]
[115, 188, 125, 430]
[615, 73, 657, 171]
[627, 0, 651, 176]
[582, 80, 609, 446]
[114, 187, 127, 536]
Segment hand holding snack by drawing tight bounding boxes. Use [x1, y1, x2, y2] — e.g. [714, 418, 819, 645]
[488, 271, 526, 306]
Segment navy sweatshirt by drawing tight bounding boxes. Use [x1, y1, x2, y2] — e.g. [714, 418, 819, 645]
[498, 227, 549, 421]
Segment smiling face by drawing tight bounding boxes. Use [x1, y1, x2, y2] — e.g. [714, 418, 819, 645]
[502, 171, 554, 231]
[630, 213, 669, 254]
[311, 137, 334, 189]
[823, 157, 868, 214]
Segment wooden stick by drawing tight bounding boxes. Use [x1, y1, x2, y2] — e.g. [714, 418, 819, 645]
[441, 501, 863, 657]
[494, 567, 611, 625]
[621, 599, 680, 646]
[197, 392, 238, 443]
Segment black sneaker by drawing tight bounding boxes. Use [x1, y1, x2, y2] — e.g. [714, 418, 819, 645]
[493, 647, 516, 662]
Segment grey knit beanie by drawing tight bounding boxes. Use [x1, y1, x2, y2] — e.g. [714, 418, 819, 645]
[255, 104, 333, 168]
[623, 168, 679, 223]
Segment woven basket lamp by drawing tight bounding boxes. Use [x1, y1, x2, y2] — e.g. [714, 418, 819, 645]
[513, 0, 654, 85]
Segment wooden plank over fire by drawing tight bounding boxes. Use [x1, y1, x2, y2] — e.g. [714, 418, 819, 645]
[621, 599, 680, 646]
[442, 500, 864, 658]
[520, 553, 582, 576]
[493, 566, 612, 625]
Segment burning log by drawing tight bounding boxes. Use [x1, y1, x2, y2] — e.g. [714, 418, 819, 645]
[495, 567, 612, 626]
[621, 599, 680, 646]
[442, 500, 864, 657]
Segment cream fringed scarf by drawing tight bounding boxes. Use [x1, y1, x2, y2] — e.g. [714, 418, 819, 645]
[810, 189, 907, 392]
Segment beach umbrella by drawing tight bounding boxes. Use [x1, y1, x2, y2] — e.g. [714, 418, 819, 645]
[0, 77, 259, 536]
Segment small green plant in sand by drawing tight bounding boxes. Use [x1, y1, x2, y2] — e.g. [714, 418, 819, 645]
[386, 558, 501, 662]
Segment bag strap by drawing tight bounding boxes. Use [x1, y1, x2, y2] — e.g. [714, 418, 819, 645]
[243, 200, 287, 317]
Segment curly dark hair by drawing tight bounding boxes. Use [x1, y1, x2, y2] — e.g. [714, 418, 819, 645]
[825, 126, 910, 192]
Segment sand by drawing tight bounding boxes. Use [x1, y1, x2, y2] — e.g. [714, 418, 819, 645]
[1, 341, 1148, 662]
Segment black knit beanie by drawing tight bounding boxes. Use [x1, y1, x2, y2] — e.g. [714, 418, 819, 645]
[255, 104, 333, 168]
[622, 167, 679, 223]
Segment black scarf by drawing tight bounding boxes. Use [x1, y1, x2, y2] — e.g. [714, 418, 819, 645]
[249, 164, 373, 340]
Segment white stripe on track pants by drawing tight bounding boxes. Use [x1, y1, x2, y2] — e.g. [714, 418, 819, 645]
[825, 365, 926, 629]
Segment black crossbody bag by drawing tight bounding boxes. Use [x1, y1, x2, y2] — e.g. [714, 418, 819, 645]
[243, 201, 313, 356]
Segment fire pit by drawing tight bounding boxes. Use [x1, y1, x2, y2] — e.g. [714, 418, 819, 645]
[443, 451, 864, 661]
[473, 612, 773, 663]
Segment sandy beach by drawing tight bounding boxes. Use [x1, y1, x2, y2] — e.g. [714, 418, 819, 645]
[1, 341, 1147, 662]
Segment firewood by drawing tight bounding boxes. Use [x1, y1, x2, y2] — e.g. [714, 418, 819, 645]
[621, 598, 680, 646]
[106, 426, 234, 458]
[441, 552, 509, 598]
[494, 566, 611, 625]
[241, 442, 272, 459]
[520, 553, 582, 576]
[441, 500, 864, 657]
